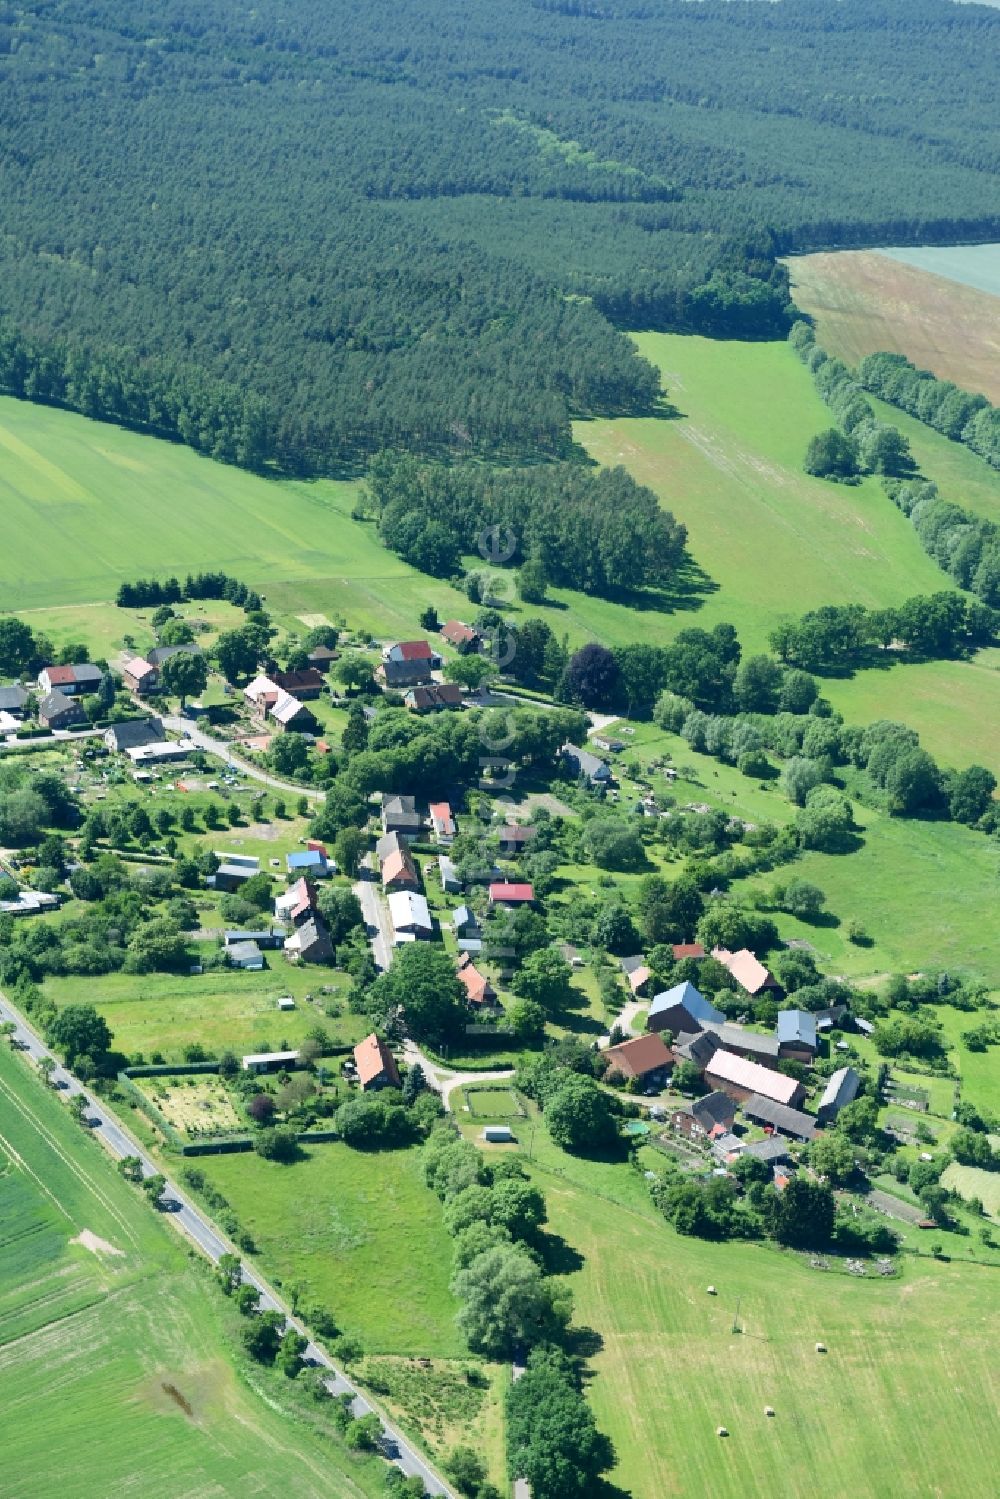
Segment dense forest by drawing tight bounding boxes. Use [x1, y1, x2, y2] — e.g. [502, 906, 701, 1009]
[0, 0, 998, 469]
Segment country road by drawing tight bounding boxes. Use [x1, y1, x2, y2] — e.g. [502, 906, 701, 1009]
[354, 861, 395, 972]
[0, 990, 453, 1498]
[160, 713, 327, 802]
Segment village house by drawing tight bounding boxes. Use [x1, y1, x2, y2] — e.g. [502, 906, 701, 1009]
[776, 1009, 819, 1061]
[275, 877, 318, 925]
[561, 742, 612, 785]
[711, 1130, 746, 1165]
[647, 981, 725, 1037]
[37, 662, 103, 697]
[672, 942, 706, 961]
[283, 916, 334, 964]
[620, 955, 653, 998]
[703, 1050, 806, 1109]
[497, 822, 536, 855]
[286, 847, 332, 878]
[439, 854, 461, 893]
[742, 1093, 818, 1141]
[404, 683, 464, 713]
[245, 674, 282, 717]
[388, 889, 433, 941]
[307, 644, 339, 674]
[378, 640, 438, 688]
[440, 619, 480, 652]
[671, 1030, 721, 1070]
[428, 802, 456, 842]
[712, 946, 783, 999]
[103, 717, 164, 753]
[211, 862, 258, 894]
[381, 793, 423, 838]
[603, 1032, 672, 1087]
[814, 1003, 851, 1032]
[127, 741, 190, 767]
[488, 881, 534, 908]
[224, 929, 286, 951]
[38, 690, 87, 730]
[227, 939, 265, 971]
[380, 835, 420, 891]
[452, 904, 478, 936]
[692, 1090, 737, 1134]
[354, 1033, 401, 1091]
[457, 953, 497, 1007]
[122, 656, 159, 694]
[817, 1065, 861, 1124]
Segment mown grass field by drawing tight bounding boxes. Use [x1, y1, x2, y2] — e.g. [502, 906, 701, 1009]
[531, 1152, 1000, 1499]
[43, 966, 366, 1062]
[787, 248, 1000, 404]
[198, 1142, 464, 1357]
[579, 335, 950, 653]
[0, 1045, 383, 1499]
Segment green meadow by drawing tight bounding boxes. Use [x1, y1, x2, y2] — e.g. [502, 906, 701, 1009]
[579, 334, 950, 653]
[0, 1045, 383, 1499]
[197, 1143, 464, 1357]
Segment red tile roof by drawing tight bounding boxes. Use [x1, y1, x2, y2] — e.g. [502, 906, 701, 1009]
[382, 848, 418, 887]
[604, 1032, 672, 1079]
[457, 962, 493, 1006]
[44, 664, 76, 686]
[672, 943, 706, 961]
[441, 620, 478, 646]
[354, 1033, 401, 1089]
[488, 882, 534, 904]
[396, 640, 434, 661]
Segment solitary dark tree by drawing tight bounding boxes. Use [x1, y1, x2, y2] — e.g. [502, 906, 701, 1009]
[562, 643, 621, 710]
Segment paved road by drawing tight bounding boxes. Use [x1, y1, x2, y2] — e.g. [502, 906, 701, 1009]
[0, 991, 453, 1498]
[402, 1040, 514, 1114]
[159, 713, 326, 802]
[354, 863, 394, 972]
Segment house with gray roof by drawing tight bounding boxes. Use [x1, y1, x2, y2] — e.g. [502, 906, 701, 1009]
[742, 1093, 817, 1140]
[704, 1021, 780, 1065]
[0, 685, 29, 714]
[691, 1090, 736, 1133]
[104, 716, 164, 753]
[817, 1065, 861, 1124]
[38, 690, 86, 730]
[561, 742, 612, 784]
[227, 940, 265, 971]
[777, 1009, 819, 1060]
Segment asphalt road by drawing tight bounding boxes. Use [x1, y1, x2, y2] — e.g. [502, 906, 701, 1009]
[159, 713, 326, 801]
[0, 991, 452, 1497]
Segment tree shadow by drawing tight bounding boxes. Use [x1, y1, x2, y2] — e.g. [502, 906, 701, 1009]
[537, 1231, 585, 1277]
[562, 1322, 605, 1360]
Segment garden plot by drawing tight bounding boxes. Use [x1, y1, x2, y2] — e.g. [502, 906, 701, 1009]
[136, 1075, 242, 1137]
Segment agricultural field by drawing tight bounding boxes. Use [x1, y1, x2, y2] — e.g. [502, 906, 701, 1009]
[0, 1045, 384, 1499]
[786, 248, 1000, 404]
[579, 334, 951, 653]
[941, 1163, 1000, 1220]
[533, 1158, 1000, 1499]
[197, 1143, 465, 1358]
[43, 966, 365, 1063]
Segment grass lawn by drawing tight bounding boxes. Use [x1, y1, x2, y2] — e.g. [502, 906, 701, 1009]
[198, 1142, 464, 1356]
[824, 649, 1000, 779]
[43, 967, 366, 1062]
[464, 1086, 522, 1118]
[0, 1045, 384, 1499]
[941, 1162, 1000, 1220]
[578, 334, 951, 653]
[535, 1160, 1000, 1499]
[786, 248, 1000, 405]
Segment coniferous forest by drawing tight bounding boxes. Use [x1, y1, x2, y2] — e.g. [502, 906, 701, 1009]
[0, 0, 998, 472]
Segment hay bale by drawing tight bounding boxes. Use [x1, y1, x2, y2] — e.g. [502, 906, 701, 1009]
[706, 1285, 717, 1295]
[716, 1427, 729, 1438]
[815, 1342, 827, 1353]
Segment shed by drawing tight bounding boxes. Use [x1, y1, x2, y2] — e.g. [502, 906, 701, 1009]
[228, 940, 265, 971]
[482, 1125, 516, 1144]
[242, 1049, 299, 1073]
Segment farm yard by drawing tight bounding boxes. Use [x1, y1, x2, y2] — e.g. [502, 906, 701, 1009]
[0, 1046, 384, 1499]
[787, 247, 1000, 404]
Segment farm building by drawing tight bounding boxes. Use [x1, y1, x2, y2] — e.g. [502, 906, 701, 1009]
[224, 929, 285, 950]
[271, 668, 324, 700]
[214, 852, 260, 871]
[0, 684, 29, 714]
[38, 690, 86, 730]
[429, 802, 456, 842]
[210, 863, 259, 893]
[671, 1030, 721, 1069]
[354, 1033, 401, 1091]
[227, 940, 265, 971]
[104, 717, 164, 753]
[270, 692, 318, 733]
[704, 1021, 780, 1065]
[561, 742, 612, 784]
[777, 1010, 819, 1060]
[381, 793, 423, 837]
[817, 1066, 862, 1124]
[307, 645, 338, 673]
[703, 1050, 805, 1108]
[283, 917, 334, 964]
[0, 890, 60, 917]
[603, 1033, 672, 1086]
[388, 890, 433, 939]
[712, 947, 783, 998]
[482, 1125, 516, 1144]
[742, 1094, 818, 1141]
[147, 643, 203, 671]
[647, 981, 725, 1037]
[745, 1136, 793, 1165]
[242, 1049, 299, 1073]
[38, 662, 103, 696]
[127, 741, 190, 765]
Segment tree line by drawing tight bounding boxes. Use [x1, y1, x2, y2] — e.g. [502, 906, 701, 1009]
[856, 353, 999, 472]
[368, 451, 688, 597]
[115, 572, 262, 611]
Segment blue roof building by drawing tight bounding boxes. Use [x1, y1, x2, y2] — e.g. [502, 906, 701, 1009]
[776, 1010, 818, 1055]
[647, 981, 725, 1037]
[286, 849, 329, 875]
